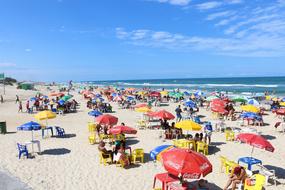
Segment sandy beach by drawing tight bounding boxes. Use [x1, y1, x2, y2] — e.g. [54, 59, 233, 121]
[0, 85, 284, 190]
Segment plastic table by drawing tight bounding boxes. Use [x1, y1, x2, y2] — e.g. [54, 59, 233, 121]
[238, 157, 262, 170]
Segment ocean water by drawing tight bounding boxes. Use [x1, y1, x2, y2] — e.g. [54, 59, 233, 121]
[86, 76, 285, 95]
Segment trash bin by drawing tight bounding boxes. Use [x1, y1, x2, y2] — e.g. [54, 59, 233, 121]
[0, 121, 7, 134]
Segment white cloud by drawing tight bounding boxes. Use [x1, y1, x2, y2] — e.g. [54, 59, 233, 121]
[154, 0, 191, 6]
[206, 11, 235, 20]
[116, 27, 285, 57]
[225, 0, 243, 4]
[196, 1, 223, 10]
[0, 63, 17, 68]
[25, 48, 32, 52]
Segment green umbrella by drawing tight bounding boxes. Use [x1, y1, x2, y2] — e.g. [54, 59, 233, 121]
[61, 95, 73, 101]
[232, 96, 248, 103]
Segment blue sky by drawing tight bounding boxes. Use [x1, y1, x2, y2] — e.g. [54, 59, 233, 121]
[0, 0, 285, 82]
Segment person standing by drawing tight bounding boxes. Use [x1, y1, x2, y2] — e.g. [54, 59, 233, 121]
[0, 95, 3, 103]
[175, 105, 182, 122]
[18, 101, 23, 112]
[16, 95, 19, 104]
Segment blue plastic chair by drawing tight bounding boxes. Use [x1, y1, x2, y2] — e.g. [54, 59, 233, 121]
[55, 127, 65, 137]
[17, 143, 29, 159]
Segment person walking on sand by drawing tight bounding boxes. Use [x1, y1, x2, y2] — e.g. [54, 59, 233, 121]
[16, 95, 19, 104]
[0, 95, 3, 103]
[18, 101, 23, 112]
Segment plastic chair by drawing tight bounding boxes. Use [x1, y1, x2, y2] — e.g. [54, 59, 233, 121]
[225, 161, 239, 175]
[132, 148, 144, 163]
[196, 141, 208, 155]
[88, 122, 96, 133]
[17, 143, 29, 159]
[244, 174, 266, 190]
[88, 134, 97, 144]
[116, 159, 126, 168]
[225, 130, 235, 141]
[99, 152, 112, 166]
[219, 156, 228, 173]
[55, 127, 65, 137]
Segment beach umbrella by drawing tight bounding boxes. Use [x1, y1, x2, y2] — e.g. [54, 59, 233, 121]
[34, 110, 56, 121]
[211, 106, 228, 114]
[194, 91, 203, 97]
[248, 99, 260, 106]
[50, 92, 65, 97]
[113, 96, 123, 102]
[160, 91, 169, 96]
[175, 120, 202, 131]
[30, 97, 37, 101]
[152, 110, 175, 120]
[184, 100, 196, 108]
[137, 91, 147, 96]
[184, 91, 190, 96]
[241, 105, 260, 113]
[280, 102, 285, 107]
[150, 145, 174, 161]
[232, 96, 248, 103]
[58, 99, 65, 105]
[88, 110, 103, 117]
[109, 125, 137, 135]
[150, 91, 161, 97]
[161, 148, 212, 179]
[17, 121, 42, 147]
[211, 99, 226, 107]
[134, 103, 148, 108]
[61, 95, 73, 102]
[173, 92, 184, 99]
[236, 133, 275, 157]
[135, 107, 152, 113]
[206, 96, 219, 101]
[95, 114, 118, 125]
[126, 96, 135, 101]
[240, 112, 261, 120]
[276, 108, 285, 115]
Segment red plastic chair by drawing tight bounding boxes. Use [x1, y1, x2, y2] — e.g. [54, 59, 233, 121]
[153, 172, 179, 190]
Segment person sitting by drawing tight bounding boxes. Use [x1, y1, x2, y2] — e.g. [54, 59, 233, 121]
[165, 128, 172, 139]
[114, 145, 130, 167]
[199, 133, 204, 142]
[98, 141, 113, 162]
[223, 165, 246, 190]
[197, 179, 209, 190]
[194, 133, 200, 142]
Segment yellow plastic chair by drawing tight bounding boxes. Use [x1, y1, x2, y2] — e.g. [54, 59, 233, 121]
[99, 134, 112, 141]
[116, 159, 126, 168]
[132, 148, 144, 163]
[219, 156, 228, 173]
[225, 160, 239, 175]
[244, 174, 266, 190]
[137, 120, 147, 129]
[88, 134, 97, 144]
[99, 152, 112, 166]
[225, 131, 235, 141]
[114, 134, 125, 141]
[88, 122, 96, 132]
[196, 141, 208, 155]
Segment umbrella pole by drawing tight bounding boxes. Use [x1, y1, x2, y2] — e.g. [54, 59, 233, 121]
[31, 130, 34, 153]
[250, 146, 254, 158]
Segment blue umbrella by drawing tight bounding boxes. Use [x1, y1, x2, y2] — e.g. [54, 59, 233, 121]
[17, 121, 42, 131]
[111, 93, 117, 97]
[282, 98, 285, 102]
[127, 96, 134, 101]
[184, 100, 196, 108]
[95, 94, 102, 98]
[58, 99, 65, 105]
[30, 97, 37, 101]
[88, 110, 102, 117]
[248, 99, 260, 106]
[240, 112, 261, 120]
[17, 121, 42, 146]
[150, 145, 174, 161]
[184, 91, 190, 96]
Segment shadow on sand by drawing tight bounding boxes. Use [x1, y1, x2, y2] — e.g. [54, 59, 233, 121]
[41, 148, 71, 155]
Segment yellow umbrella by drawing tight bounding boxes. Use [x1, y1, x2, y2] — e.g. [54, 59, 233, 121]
[137, 91, 147, 96]
[265, 96, 271, 101]
[160, 91, 168, 96]
[175, 120, 202, 131]
[240, 105, 260, 113]
[135, 107, 151, 113]
[271, 97, 279, 101]
[280, 102, 285, 107]
[35, 110, 56, 120]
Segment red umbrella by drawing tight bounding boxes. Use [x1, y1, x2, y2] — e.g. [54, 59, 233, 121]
[161, 148, 212, 179]
[109, 125, 137, 135]
[276, 108, 285, 115]
[211, 106, 228, 114]
[135, 103, 148, 108]
[153, 110, 175, 120]
[236, 133, 275, 153]
[96, 114, 118, 125]
[210, 99, 226, 108]
[150, 91, 161, 97]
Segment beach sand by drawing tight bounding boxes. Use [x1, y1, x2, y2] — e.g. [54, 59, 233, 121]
[0, 85, 285, 190]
